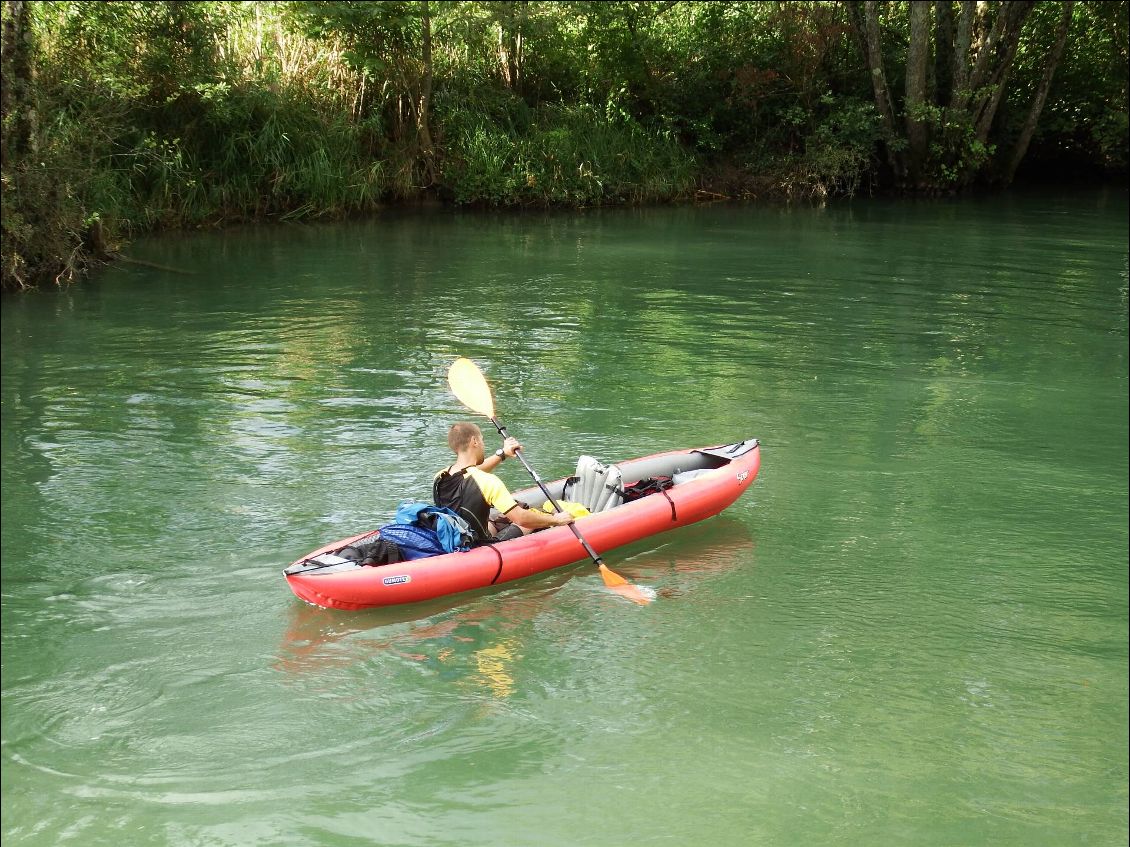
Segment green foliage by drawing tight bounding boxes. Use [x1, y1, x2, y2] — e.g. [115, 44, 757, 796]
[1092, 110, 1130, 170]
[902, 104, 994, 191]
[1005, 1, 1129, 175]
[795, 96, 884, 197]
[292, 0, 420, 79]
[21, 2, 398, 232]
[3, 0, 1126, 290]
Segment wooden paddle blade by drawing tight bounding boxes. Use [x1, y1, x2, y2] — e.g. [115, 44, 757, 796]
[599, 564, 654, 605]
[448, 357, 495, 418]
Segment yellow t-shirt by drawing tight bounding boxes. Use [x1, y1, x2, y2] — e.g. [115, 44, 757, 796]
[465, 467, 519, 514]
[433, 466, 519, 515]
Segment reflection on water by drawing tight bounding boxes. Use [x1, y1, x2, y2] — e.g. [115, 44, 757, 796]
[275, 517, 756, 714]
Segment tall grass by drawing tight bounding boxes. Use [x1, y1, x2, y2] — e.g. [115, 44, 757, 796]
[441, 102, 697, 206]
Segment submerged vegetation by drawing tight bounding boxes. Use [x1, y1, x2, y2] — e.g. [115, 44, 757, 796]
[2, 0, 1127, 291]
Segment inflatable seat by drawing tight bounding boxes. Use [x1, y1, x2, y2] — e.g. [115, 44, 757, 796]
[565, 455, 625, 513]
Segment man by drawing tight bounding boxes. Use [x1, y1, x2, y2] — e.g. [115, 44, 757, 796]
[434, 422, 574, 544]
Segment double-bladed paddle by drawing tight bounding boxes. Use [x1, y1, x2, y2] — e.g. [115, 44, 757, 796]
[447, 357, 652, 605]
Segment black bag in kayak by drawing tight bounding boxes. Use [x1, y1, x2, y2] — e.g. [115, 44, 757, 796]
[621, 476, 674, 503]
[339, 537, 403, 566]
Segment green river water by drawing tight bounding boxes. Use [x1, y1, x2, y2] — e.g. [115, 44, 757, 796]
[2, 190, 1127, 846]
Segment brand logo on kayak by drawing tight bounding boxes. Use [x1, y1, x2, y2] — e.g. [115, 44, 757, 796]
[382, 574, 411, 586]
[736, 471, 749, 483]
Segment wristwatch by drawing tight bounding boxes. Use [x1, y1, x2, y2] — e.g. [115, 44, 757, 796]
[494, 448, 506, 460]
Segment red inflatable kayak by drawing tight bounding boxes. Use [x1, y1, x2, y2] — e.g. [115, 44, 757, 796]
[284, 439, 760, 610]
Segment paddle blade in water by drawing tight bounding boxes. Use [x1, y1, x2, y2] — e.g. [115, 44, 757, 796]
[448, 357, 495, 418]
[599, 564, 654, 605]
[598, 563, 628, 586]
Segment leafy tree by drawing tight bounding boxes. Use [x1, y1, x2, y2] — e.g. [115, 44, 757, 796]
[1, 0, 1126, 291]
[848, 0, 1103, 191]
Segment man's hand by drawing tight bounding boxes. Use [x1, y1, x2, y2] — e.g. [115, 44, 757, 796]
[502, 436, 522, 457]
[508, 504, 575, 533]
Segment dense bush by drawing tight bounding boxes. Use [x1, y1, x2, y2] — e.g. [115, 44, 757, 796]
[2, 0, 1126, 290]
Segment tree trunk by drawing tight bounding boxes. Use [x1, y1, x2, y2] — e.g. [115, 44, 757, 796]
[949, 0, 975, 107]
[952, 1, 1003, 111]
[497, 23, 511, 87]
[1005, 0, 1074, 183]
[934, 0, 955, 106]
[968, 1, 1003, 89]
[513, 0, 526, 95]
[1, 0, 37, 168]
[905, 2, 932, 186]
[845, 2, 869, 65]
[417, 0, 434, 181]
[860, 1, 906, 180]
[497, 1, 527, 93]
[955, 0, 1032, 114]
[972, 1, 1034, 142]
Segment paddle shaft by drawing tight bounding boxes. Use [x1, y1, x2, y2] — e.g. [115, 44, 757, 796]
[489, 417, 606, 566]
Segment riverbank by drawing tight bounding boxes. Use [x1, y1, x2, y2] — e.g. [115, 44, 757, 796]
[6, 165, 1126, 296]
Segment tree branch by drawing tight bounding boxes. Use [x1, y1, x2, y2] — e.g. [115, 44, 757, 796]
[1005, 0, 1074, 182]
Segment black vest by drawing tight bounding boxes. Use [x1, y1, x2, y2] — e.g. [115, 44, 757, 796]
[433, 469, 491, 544]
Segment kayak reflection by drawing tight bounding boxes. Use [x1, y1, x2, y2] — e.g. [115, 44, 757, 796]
[274, 568, 577, 681]
[274, 516, 755, 687]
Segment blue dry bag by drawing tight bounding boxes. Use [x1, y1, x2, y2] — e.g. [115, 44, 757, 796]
[375, 523, 448, 561]
[394, 501, 473, 553]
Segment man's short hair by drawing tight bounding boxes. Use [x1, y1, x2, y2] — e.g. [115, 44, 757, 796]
[448, 422, 481, 452]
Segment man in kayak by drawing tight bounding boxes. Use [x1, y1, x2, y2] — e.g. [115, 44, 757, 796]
[434, 422, 574, 543]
